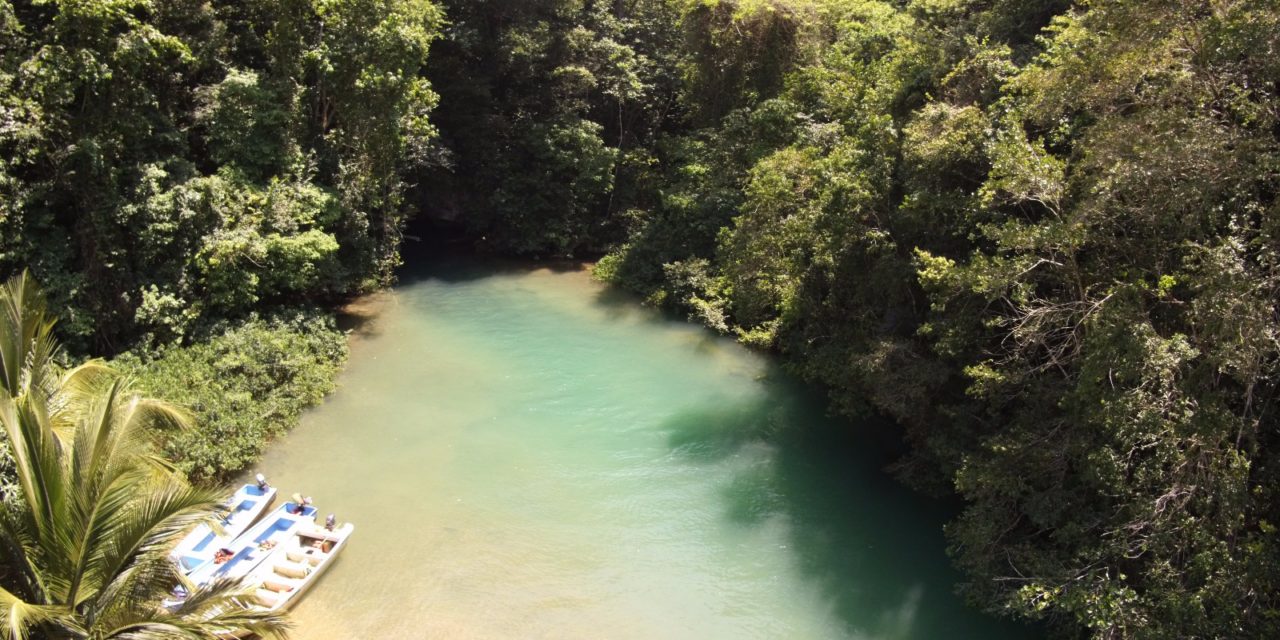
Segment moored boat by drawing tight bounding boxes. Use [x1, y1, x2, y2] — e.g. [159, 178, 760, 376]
[171, 476, 278, 574]
[243, 514, 355, 614]
[168, 499, 319, 608]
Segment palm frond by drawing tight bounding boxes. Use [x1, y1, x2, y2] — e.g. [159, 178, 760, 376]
[166, 578, 291, 640]
[0, 273, 289, 640]
[100, 620, 211, 640]
[98, 577, 290, 640]
[94, 481, 224, 596]
[0, 586, 73, 640]
[0, 270, 61, 398]
[49, 361, 121, 445]
[63, 465, 151, 609]
[0, 503, 43, 602]
[0, 392, 68, 560]
[115, 396, 196, 475]
[87, 551, 185, 629]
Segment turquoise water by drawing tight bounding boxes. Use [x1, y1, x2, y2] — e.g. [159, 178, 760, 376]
[251, 258, 1033, 639]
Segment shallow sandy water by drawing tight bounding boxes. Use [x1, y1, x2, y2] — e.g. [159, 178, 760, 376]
[251, 258, 1033, 640]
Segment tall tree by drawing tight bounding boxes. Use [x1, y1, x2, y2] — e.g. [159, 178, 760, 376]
[0, 272, 288, 639]
[0, 0, 443, 353]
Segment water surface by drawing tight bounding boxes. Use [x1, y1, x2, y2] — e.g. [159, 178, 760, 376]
[253, 258, 1032, 639]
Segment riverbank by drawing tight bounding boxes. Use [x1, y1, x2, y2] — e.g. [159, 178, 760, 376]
[116, 312, 349, 482]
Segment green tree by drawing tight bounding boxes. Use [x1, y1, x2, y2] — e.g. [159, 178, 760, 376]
[0, 272, 288, 639]
[917, 1, 1280, 635]
[581, 0, 1280, 635]
[0, 0, 443, 353]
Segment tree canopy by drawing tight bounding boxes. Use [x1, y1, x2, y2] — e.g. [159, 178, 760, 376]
[2, 0, 1279, 637]
[427, 0, 1280, 636]
[0, 0, 442, 354]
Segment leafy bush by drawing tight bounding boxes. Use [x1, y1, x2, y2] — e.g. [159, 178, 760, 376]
[115, 312, 348, 482]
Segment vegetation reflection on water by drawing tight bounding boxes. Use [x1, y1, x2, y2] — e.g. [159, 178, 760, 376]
[250, 258, 1034, 639]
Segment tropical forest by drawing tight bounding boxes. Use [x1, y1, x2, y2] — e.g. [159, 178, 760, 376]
[0, 0, 1277, 638]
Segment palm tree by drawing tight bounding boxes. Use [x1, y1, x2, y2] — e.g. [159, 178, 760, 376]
[0, 272, 289, 639]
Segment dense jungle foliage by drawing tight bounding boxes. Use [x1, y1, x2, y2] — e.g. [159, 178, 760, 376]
[0, 0, 441, 354]
[0, 0, 435, 479]
[2, 0, 1278, 638]
[424, 0, 1280, 637]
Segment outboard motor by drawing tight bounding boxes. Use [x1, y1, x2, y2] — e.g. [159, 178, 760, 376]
[325, 514, 337, 531]
[255, 473, 269, 491]
[289, 495, 312, 515]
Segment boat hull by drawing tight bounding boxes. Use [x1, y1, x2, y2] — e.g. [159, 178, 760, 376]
[216, 521, 355, 639]
[168, 502, 319, 610]
[247, 522, 355, 612]
[172, 484, 278, 575]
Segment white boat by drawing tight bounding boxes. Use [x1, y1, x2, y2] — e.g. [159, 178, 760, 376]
[171, 480, 278, 574]
[169, 500, 319, 607]
[243, 516, 356, 613]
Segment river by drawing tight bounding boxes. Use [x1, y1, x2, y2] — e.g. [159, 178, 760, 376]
[250, 257, 1034, 639]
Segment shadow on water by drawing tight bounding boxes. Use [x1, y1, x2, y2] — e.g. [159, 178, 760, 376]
[334, 292, 394, 341]
[591, 283, 654, 323]
[397, 248, 593, 287]
[663, 369, 1036, 640]
[400, 249, 697, 328]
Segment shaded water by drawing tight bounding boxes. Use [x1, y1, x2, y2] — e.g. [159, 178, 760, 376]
[252, 258, 1032, 639]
